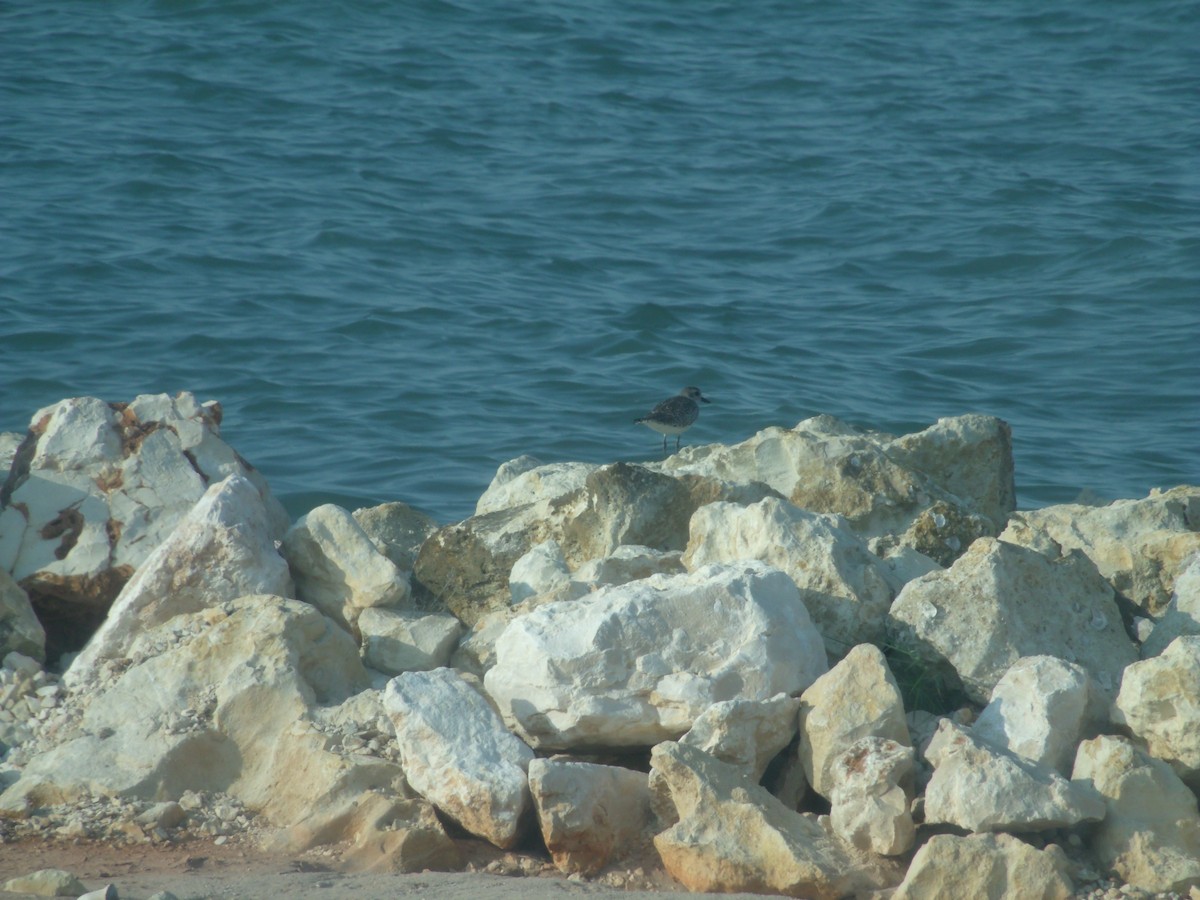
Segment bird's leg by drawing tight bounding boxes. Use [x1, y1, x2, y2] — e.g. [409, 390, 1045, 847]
[661, 435, 668, 453]
[675, 435, 682, 451]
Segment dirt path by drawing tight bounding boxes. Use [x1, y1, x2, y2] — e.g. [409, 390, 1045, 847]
[0, 836, 766, 900]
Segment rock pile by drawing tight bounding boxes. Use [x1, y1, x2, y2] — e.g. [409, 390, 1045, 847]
[2, 393, 1199, 898]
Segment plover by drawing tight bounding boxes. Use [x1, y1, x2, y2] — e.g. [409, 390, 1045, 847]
[635, 386, 711, 452]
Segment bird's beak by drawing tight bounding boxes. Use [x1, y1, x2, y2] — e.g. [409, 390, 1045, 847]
[701, 395, 712, 403]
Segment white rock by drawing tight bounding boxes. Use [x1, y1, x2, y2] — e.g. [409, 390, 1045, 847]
[569, 544, 685, 593]
[828, 737, 915, 857]
[2, 867, 86, 896]
[416, 460, 778, 626]
[384, 668, 534, 849]
[282, 503, 410, 631]
[1001, 486, 1200, 615]
[892, 833, 1073, 900]
[684, 497, 895, 652]
[1072, 734, 1200, 893]
[924, 719, 1105, 832]
[1113, 636, 1200, 787]
[1, 595, 385, 830]
[798, 644, 909, 799]
[476, 459, 596, 516]
[65, 475, 293, 688]
[1141, 553, 1200, 657]
[2, 651, 42, 678]
[650, 741, 897, 899]
[508, 540, 571, 602]
[358, 607, 462, 674]
[888, 537, 1137, 703]
[678, 693, 801, 781]
[0, 431, 22, 475]
[657, 413, 1013, 563]
[483, 562, 828, 750]
[883, 413, 1017, 529]
[0, 394, 286, 660]
[972, 655, 1097, 773]
[528, 758, 650, 875]
[3, 394, 286, 579]
[0, 567, 44, 661]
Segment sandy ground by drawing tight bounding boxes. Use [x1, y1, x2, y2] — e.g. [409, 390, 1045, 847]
[0, 835, 772, 900]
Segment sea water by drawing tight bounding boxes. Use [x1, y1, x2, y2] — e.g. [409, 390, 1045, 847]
[2, 1, 1197, 523]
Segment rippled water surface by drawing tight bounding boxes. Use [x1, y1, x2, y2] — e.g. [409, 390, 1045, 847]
[2, 2, 1197, 523]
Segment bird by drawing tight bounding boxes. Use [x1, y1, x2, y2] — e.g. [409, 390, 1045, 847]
[635, 386, 711, 452]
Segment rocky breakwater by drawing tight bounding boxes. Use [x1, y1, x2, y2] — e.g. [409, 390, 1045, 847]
[0, 394, 1198, 898]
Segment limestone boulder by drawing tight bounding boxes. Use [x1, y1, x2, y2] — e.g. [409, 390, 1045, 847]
[0, 393, 287, 659]
[65, 474, 293, 689]
[678, 693, 801, 781]
[798, 643, 909, 799]
[685, 497, 894, 652]
[529, 758, 651, 876]
[657, 413, 1014, 565]
[923, 719, 1105, 832]
[384, 668, 534, 849]
[475, 458, 597, 516]
[650, 741, 898, 899]
[508, 540, 571, 603]
[1141, 554, 1200, 657]
[883, 413, 1017, 529]
[282, 504, 410, 632]
[0, 568, 43, 662]
[456, 544, 687, 678]
[358, 607, 462, 674]
[2, 869, 87, 897]
[569, 544, 686, 594]
[1112, 636, 1200, 787]
[413, 504, 552, 626]
[0, 595, 388, 830]
[1072, 734, 1200, 893]
[892, 833, 1073, 900]
[416, 460, 777, 626]
[828, 737, 915, 857]
[483, 562, 828, 750]
[888, 537, 1137, 703]
[352, 501, 439, 573]
[1001, 486, 1200, 616]
[972, 656, 1098, 774]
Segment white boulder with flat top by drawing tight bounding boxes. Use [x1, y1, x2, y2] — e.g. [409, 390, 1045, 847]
[483, 562, 828, 750]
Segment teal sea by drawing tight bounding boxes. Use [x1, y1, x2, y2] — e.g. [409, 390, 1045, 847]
[2, 1, 1197, 523]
